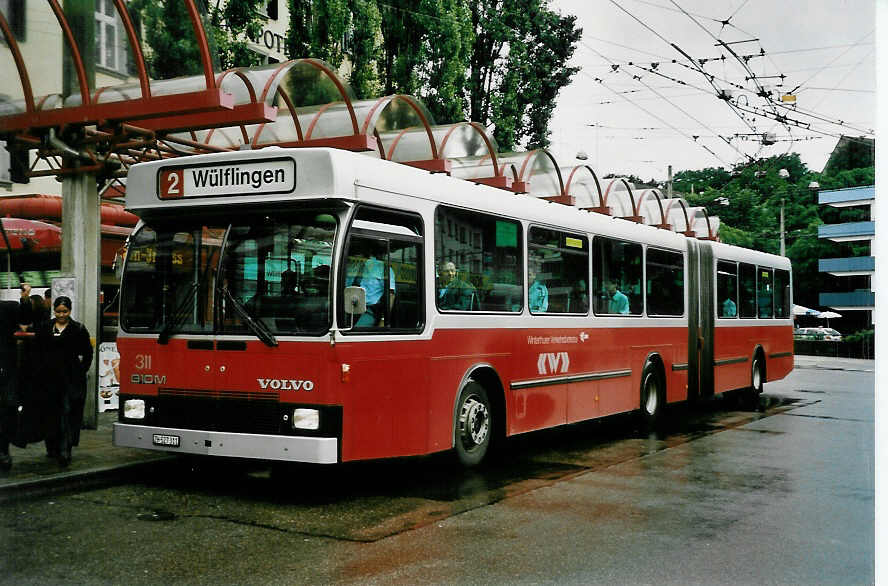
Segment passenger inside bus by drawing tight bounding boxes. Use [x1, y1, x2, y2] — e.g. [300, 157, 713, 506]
[722, 296, 737, 317]
[605, 280, 630, 314]
[438, 261, 478, 311]
[350, 243, 396, 327]
[528, 264, 548, 313]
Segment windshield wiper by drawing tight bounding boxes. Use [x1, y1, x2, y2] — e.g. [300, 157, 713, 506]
[218, 285, 278, 347]
[158, 281, 200, 345]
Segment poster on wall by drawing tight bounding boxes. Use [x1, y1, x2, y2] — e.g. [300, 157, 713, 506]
[50, 276, 76, 316]
[98, 342, 120, 412]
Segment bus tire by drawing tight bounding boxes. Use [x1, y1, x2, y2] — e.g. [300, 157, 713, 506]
[454, 381, 492, 467]
[639, 360, 664, 427]
[743, 354, 765, 410]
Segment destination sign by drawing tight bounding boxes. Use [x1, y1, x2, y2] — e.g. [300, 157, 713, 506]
[158, 158, 296, 199]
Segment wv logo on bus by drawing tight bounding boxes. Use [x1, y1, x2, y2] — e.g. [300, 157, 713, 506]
[537, 352, 570, 375]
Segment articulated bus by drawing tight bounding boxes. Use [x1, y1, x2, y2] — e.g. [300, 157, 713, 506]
[113, 147, 793, 466]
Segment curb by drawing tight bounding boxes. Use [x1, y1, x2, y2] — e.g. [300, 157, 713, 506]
[0, 455, 174, 503]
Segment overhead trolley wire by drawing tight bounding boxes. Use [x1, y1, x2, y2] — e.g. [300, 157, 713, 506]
[605, 0, 760, 134]
[583, 43, 748, 166]
[581, 70, 733, 168]
[786, 29, 874, 94]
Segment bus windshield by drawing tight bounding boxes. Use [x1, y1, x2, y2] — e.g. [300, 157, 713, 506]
[121, 210, 338, 337]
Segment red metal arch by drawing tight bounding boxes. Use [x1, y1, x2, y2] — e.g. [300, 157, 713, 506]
[438, 122, 500, 174]
[564, 165, 609, 215]
[48, 0, 90, 107]
[438, 122, 504, 190]
[511, 149, 564, 197]
[603, 178, 642, 222]
[251, 58, 376, 151]
[113, 0, 150, 98]
[359, 95, 437, 159]
[695, 208, 718, 240]
[663, 198, 696, 236]
[0, 9, 34, 113]
[634, 189, 671, 229]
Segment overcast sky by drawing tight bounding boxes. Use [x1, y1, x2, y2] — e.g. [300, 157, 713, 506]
[547, 0, 876, 182]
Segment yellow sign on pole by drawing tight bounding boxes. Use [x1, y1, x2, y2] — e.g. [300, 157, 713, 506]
[781, 94, 797, 103]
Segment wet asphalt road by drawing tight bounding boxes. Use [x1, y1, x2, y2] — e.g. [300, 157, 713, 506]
[0, 365, 873, 585]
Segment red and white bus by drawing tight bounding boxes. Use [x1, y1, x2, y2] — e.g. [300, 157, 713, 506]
[113, 147, 793, 466]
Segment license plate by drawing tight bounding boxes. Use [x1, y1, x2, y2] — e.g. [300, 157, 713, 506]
[152, 434, 180, 447]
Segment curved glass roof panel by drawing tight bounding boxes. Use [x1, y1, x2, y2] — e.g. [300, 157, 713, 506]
[497, 151, 563, 197]
[436, 123, 498, 160]
[0, 2, 65, 116]
[564, 166, 604, 209]
[378, 126, 436, 162]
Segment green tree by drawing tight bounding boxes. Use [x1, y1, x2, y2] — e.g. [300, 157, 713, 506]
[468, 0, 580, 150]
[347, 0, 383, 98]
[674, 153, 874, 312]
[132, 0, 266, 76]
[414, 0, 473, 123]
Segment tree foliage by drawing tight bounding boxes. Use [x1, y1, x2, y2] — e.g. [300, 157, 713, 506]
[132, 0, 266, 76]
[467, 1, 580, 150]
[284, 0, 578, 145]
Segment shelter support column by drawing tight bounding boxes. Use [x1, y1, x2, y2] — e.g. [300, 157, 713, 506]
[61, 170, 100, 430]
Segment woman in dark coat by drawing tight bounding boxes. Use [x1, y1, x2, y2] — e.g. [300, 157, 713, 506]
[38, 296, 93, 466]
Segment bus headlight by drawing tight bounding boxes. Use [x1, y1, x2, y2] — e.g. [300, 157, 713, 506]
[124, 399, 146, 419]
[292, 408, 319, 430]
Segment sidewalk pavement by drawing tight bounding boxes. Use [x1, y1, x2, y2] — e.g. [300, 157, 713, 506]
[0, 354, 874, 500]
[792, 354, 874, 372]
[0, 410, 171, 501]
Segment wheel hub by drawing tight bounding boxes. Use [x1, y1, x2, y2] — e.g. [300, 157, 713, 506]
[459, 396, 489, 447]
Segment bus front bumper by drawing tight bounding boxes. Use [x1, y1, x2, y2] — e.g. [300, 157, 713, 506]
[113, 423, 339, 464]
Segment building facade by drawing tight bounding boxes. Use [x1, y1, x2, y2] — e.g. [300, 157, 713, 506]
[817, 185, 875, 322]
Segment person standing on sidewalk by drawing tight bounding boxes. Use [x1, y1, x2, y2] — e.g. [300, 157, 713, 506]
[35, 296, 93, 467]
[0, 283, 35, 470]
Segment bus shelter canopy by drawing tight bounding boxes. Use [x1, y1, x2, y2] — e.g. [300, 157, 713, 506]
[0, 0, 720, 241]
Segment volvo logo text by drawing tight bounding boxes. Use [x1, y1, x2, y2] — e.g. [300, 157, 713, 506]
[257, 378, 315, 391]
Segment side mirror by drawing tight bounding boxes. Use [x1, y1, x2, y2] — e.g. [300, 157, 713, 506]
[343, 286, 366, 316]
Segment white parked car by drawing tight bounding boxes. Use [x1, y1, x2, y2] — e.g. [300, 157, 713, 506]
[814, 327, 842, 341]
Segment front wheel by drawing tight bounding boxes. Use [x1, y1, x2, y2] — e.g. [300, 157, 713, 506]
[454, 381, 492, 467]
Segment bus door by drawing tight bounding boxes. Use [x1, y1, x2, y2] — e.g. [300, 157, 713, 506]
[686, 239, 715, 401]
[335, 206, 428, 460]
[697, 242, 715, 397]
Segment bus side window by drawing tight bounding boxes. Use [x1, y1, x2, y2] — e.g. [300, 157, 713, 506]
[646, 248, 684, 316]
[592, 236, 642, 316]
[774, 268, 790, 318]
[717, 260, 738, 318]
[435, 207, 522, 313]
[738, 262, 757, 318]
[757, 267, 774, 318]
[528, 227, 589, 314]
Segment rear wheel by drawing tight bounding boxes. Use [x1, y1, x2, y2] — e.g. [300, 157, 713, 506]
[741, 355, 765, 410]
[454, 381, 492, 467]
[639, 360, 664, 426]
